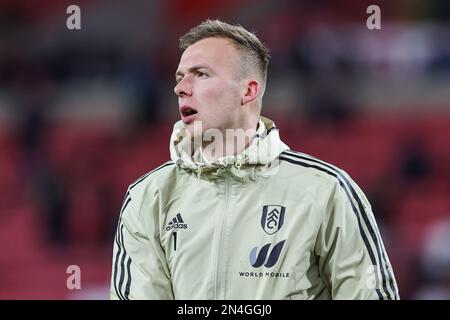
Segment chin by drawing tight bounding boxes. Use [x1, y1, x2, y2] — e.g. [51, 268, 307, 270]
[184, 120, 203, 138]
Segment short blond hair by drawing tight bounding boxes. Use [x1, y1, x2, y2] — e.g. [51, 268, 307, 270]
[179, 19, 270, 82]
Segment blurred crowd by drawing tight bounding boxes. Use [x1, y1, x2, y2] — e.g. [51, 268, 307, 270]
[0, 0, 449, 299]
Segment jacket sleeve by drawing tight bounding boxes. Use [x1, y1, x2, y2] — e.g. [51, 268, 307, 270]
[110, 188, 174, 300]
[314, 172, 399, 300]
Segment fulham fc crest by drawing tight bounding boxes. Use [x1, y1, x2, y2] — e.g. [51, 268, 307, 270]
[261, 205, 285, 235]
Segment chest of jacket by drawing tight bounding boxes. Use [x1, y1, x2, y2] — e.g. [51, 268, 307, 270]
[157, 171, 328, 299]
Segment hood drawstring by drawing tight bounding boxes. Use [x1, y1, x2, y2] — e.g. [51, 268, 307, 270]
[235, 157, 243, 171]
[196, 166, 203, 179]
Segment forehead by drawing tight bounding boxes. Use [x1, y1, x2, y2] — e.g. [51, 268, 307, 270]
[178, 37, 240, 71]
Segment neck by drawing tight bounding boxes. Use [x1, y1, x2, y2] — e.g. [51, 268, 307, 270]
[202, 122, 258, 162]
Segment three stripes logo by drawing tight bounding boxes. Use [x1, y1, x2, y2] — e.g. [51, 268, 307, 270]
[249, 240, 286, 268]
[166, 213, 188, 231]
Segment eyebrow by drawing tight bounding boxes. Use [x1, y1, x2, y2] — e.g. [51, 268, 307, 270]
[175, 65, 210, 80]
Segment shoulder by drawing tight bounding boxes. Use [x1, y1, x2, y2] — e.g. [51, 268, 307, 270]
[278, 149, 370, 206]
[118, 161, 176, 235]
[126, 160, 177, 197]
[278, 149, 356, 190]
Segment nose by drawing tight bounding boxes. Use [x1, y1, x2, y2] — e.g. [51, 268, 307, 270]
[174, 77, 192, 97]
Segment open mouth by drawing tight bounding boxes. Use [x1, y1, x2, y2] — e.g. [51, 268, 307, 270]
[180, 106, 198, 117]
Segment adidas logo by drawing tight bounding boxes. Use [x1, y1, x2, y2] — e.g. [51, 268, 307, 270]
[166, 213, 188, 231]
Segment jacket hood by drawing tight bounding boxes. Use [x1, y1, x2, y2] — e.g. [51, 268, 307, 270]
[169, 116, 289, 182]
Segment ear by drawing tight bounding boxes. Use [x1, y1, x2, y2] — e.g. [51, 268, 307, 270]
[241, 80, 259, 105]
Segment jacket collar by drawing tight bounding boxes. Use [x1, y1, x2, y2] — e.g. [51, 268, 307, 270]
[169, 117, 289, 182]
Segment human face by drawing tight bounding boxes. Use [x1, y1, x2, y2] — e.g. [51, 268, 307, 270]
[174, 37, 244, 137]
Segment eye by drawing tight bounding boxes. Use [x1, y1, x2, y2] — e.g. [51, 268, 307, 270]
[196, 71, 208, 78]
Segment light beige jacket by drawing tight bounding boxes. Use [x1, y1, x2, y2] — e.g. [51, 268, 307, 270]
[110, 117, 399, 300]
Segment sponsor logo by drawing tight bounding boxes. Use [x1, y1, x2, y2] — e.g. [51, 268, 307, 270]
[261, 205, 285, 235]
[166, 213, 188, 231]
[249, 240, 286, 268]
[238, 271, 290, 278]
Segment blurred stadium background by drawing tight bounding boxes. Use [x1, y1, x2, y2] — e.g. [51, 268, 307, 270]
[0, 0, 449, 299]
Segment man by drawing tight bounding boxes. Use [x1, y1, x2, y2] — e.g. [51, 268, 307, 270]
[110, 20, 399, 299]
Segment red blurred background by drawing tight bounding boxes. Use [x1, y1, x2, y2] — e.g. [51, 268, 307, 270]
[0, 0, 449, 299]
